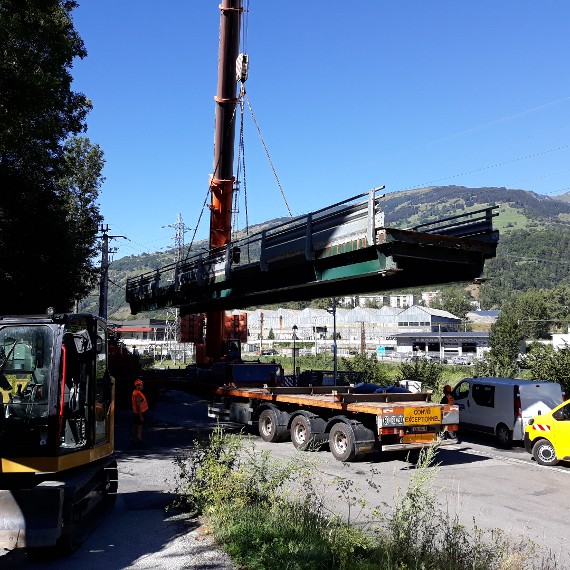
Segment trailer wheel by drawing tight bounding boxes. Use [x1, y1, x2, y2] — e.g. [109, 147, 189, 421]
[533, 438, 559, 467]
[329, 423, 356, 462]
[292, 415, 324, 451]
[258, 409, 283, 443]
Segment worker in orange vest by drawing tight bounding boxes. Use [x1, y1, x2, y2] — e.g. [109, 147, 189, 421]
[440, 384, 455, 405]
[132, 379, 149, 447]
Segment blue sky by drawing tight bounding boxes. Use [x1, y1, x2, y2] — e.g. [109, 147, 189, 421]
[71, 1, 570, 260]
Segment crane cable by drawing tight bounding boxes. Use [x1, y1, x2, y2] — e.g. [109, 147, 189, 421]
[234, 87, 252, 262]
[244, 90, 293, 218]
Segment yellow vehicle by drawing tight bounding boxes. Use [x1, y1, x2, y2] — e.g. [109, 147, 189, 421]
[0, 312, 117, 551]
[524, 400, 570, 466]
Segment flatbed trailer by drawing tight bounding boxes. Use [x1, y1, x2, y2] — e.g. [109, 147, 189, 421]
[208, 385, 459, 461]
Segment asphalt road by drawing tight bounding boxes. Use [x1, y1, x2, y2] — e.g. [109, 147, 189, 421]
[0, 392, 236, 570]
[2, 390, 570, 568]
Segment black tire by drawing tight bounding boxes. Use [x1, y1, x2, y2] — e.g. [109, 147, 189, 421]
[496, 423, 512, 449]
[290, 415, 313, 451]
[532, 438, 559, 467]
[258, 409, 283, 443]
[329, 423, 356, 462]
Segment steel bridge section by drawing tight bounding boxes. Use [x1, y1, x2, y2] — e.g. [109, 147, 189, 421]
[126, 191, 499, 315]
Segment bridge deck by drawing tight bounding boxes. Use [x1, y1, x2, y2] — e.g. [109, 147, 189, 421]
[126, 191, 498, 314]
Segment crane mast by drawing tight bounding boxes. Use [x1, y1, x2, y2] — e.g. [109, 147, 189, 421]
[205, 0, 243, 361]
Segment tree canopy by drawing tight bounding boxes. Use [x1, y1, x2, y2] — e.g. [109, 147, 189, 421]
[0, 0, 104, 313]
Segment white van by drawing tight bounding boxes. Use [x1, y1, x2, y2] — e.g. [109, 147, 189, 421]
[451, 377, 565, 447]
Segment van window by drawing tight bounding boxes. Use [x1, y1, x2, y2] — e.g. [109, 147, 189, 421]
[554, 402, 570, 421]
[454, 381, 470, 400]
[472, 384, 495, 407]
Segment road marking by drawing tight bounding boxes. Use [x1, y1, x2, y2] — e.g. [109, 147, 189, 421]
[453, 446, 570, 475]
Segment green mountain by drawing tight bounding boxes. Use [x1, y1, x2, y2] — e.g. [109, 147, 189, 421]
[81, 186, 570, 318]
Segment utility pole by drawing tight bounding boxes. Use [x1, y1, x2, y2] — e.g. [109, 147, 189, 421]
[99, 225, 109, 320]
[98, 225, 126, 321]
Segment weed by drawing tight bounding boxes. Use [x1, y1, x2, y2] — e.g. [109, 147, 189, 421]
[173, 427, 558, 570]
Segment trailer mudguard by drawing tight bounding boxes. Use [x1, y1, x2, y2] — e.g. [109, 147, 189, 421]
[326, 416, 377, 456]
[289, 410, 327, 441]
[255, 403, 290, 428]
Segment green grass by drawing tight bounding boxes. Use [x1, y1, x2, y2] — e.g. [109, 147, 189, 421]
[172, 429, 558, 570]
[494, 204, 535, 232]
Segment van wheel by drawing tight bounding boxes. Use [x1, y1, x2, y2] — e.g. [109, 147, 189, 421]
[533, 438, 559, 467]
[496, 423, 512, 448]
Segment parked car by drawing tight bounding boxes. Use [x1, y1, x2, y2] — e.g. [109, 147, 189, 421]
[261, 349, 278, 356]
[525, 400, 570, 466]
[451, 356, 470, 365]
[452, 377, 565, 447]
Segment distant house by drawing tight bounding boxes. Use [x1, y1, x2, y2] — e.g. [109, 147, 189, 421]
[552, 331, 570, 350]
[466, 310, 499, 324]
[389, 294, 417, 309]
[397, 306, 461, 333]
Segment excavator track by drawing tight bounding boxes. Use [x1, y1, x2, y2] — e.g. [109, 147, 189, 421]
[0, 457, 118, 553]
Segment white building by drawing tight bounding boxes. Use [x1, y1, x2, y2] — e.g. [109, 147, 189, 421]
[389, 294, 417, 308]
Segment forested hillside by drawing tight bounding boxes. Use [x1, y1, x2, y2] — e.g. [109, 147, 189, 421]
[82, 186, 570, 319]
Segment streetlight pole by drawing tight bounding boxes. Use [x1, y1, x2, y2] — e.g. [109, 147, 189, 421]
[327, 298, 338, 386]
[292, 324, 298, 380]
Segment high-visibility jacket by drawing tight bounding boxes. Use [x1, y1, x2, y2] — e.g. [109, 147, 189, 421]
[441, 393, 455, 406]
[132, 389, 148, 414]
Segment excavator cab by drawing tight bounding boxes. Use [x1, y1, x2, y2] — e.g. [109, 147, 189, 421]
[0, 313, 112, 460]
[0, 313, 117, 551]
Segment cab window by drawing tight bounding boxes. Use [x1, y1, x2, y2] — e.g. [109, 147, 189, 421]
[454, 381, 470, 400]
[472, 384, 495, 408]
[553, 402, 570, 421]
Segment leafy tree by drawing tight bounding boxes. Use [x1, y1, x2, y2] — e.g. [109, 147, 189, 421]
[397, 357, 443, 391]
[474, 311, 523, 377]
[0, 0, 103, 313]
[522, 344, 570, 393]
[433, 288, 473, 320]
[479, 228, 570, 309]
[341, 353, 388, 384]
[267, 328, 275, 340]
[506, 290, 550, 339]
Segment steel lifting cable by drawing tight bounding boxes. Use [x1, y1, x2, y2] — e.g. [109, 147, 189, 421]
[183, 99, 241, 262]
[244, 90, 293, 218]
[235, 90, 252, 262]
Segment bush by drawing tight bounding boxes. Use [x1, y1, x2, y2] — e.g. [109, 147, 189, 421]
[341, 353, 389, 384]
[172, 427, 555, 570]
[398, 357, 444, 391]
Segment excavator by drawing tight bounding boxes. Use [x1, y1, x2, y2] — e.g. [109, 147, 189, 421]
[0, 310, 117, 551]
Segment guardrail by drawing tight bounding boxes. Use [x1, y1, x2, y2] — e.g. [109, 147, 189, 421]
[126, 189, 383, 307]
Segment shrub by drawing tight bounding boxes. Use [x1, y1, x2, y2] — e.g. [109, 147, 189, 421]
[172, 427, 555, 570]
[398, 357, 444, 391]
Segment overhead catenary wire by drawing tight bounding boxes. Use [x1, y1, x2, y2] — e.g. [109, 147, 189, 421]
[400, 144, 570, 191]
[360, 95, 570, 197]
